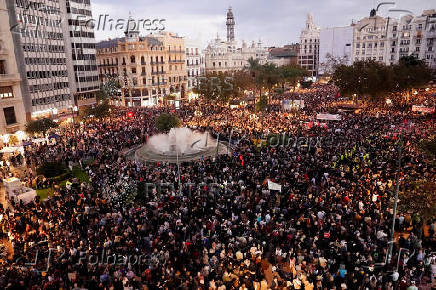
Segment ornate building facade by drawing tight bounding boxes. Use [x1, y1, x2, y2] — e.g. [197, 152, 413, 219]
[298, 13, 320, 78]
[204, 7, 268, 74]
[352, 9, 436, 70]
[352, 10, 388, 63]
[185, 39, 205, 91]
[97, 30, 187, 107]
[386, 10, 436, 69]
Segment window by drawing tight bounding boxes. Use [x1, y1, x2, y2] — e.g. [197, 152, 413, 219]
[0, 60, 5, 74]
[0, 86, 13, 99]
[3, 107, 17, 125]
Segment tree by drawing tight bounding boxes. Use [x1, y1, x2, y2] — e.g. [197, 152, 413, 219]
[419, 136, 436, 160]
[194, 74, 221, 104]
[247, 57, 264, 97]
[399, 179, 436, 238]
[256, 95, 268, 132]
[319, 53, 349, 77]
[99, 77, 121, 101]
[332, 60, 393, 101]
[256, 94, 268, 112]
[279, 65, 308, 91]
[26, 118, 59, 135]
[231, 70, 252, 99]
[155, 113, 181, 132]
[261, 63, 281, 97]
[392, 56, 433, 97]
[81, 101, 111, 119]
[300, 80, 313, 89]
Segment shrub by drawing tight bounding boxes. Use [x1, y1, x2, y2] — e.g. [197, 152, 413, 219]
[37, 162, 68, 179]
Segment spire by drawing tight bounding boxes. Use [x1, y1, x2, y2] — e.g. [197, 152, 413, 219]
[226, 6, 235, 42]
[125, 13, 139, 41]
[306, 13, 315, 30]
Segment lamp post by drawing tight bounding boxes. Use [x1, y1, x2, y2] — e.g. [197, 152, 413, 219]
[71, 106, 78, 138]
[387, 131, 404, 264]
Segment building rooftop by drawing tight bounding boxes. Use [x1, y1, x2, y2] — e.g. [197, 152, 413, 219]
[96, 36, 164, 49]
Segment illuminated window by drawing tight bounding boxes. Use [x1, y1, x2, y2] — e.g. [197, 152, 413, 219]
[0, 86, 14, 99]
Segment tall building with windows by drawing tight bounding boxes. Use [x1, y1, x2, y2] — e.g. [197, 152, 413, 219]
[0, 0, 26, 133]
[204, 7, 268, 74]
[6, 0, 73, 120]
[6, 0, 99, 120]
[185, 39, 204, 91]
[96, 31, 188, 107]
[386, 10, 436, 69]
[62, 0, 99, 108]
[298, 13, 320, 78]
[352, 10, 388, 64]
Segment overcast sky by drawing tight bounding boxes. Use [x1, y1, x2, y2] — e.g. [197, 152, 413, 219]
[91, 0, 435, 48]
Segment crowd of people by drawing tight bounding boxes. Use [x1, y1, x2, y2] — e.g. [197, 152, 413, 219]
[0, 84, 435, 289]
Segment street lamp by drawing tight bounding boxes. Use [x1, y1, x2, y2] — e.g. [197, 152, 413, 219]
[71, 106, 78, 138]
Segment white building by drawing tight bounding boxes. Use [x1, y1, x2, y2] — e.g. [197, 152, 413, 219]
[298, 13, 320, 77]
[351, 9, 436, 70]
[352, 10, 389, 63]
[204, 7, 268, 74]
[0, 0, 26, 134]
[386, 9, 436, 69]
[319, 26, 353, 75]
[185, 39, 204, 91]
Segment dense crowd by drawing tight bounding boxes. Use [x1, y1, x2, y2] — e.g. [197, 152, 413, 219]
[0, 85, 435, 289]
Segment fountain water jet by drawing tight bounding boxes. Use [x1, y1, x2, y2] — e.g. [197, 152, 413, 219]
[135, 127, 229, 163]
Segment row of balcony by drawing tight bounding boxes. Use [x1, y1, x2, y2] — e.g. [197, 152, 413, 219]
[119, 61, 182, 66]
[151, 71, 166, 75]
[168, 60, 185, 63]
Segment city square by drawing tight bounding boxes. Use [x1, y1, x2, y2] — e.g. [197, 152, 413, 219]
[0, 0, 435, 289]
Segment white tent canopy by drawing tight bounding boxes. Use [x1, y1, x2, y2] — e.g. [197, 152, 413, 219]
[0, 147, 21, 153]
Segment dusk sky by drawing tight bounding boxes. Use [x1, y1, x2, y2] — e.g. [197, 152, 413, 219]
[91, 0, 435, 48]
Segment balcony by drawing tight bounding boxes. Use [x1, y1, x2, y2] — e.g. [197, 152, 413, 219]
[151, 71, 166, 75]
[0, 73, 20, 83]
[150, 61, 165, 65]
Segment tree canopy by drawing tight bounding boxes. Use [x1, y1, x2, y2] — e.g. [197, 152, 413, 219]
[26, 118, 59, 135]
[81, 101, 112, 119]
[332, 57, 432, 101]
[155, 113, 181, 132]
[99, 77, 121, 100]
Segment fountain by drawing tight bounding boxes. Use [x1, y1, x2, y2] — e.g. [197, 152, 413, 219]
[135, 127, 229, 163]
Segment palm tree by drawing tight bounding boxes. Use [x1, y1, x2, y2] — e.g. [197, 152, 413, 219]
[261, 63, 280, 100]
[247, 57, 263, 97]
